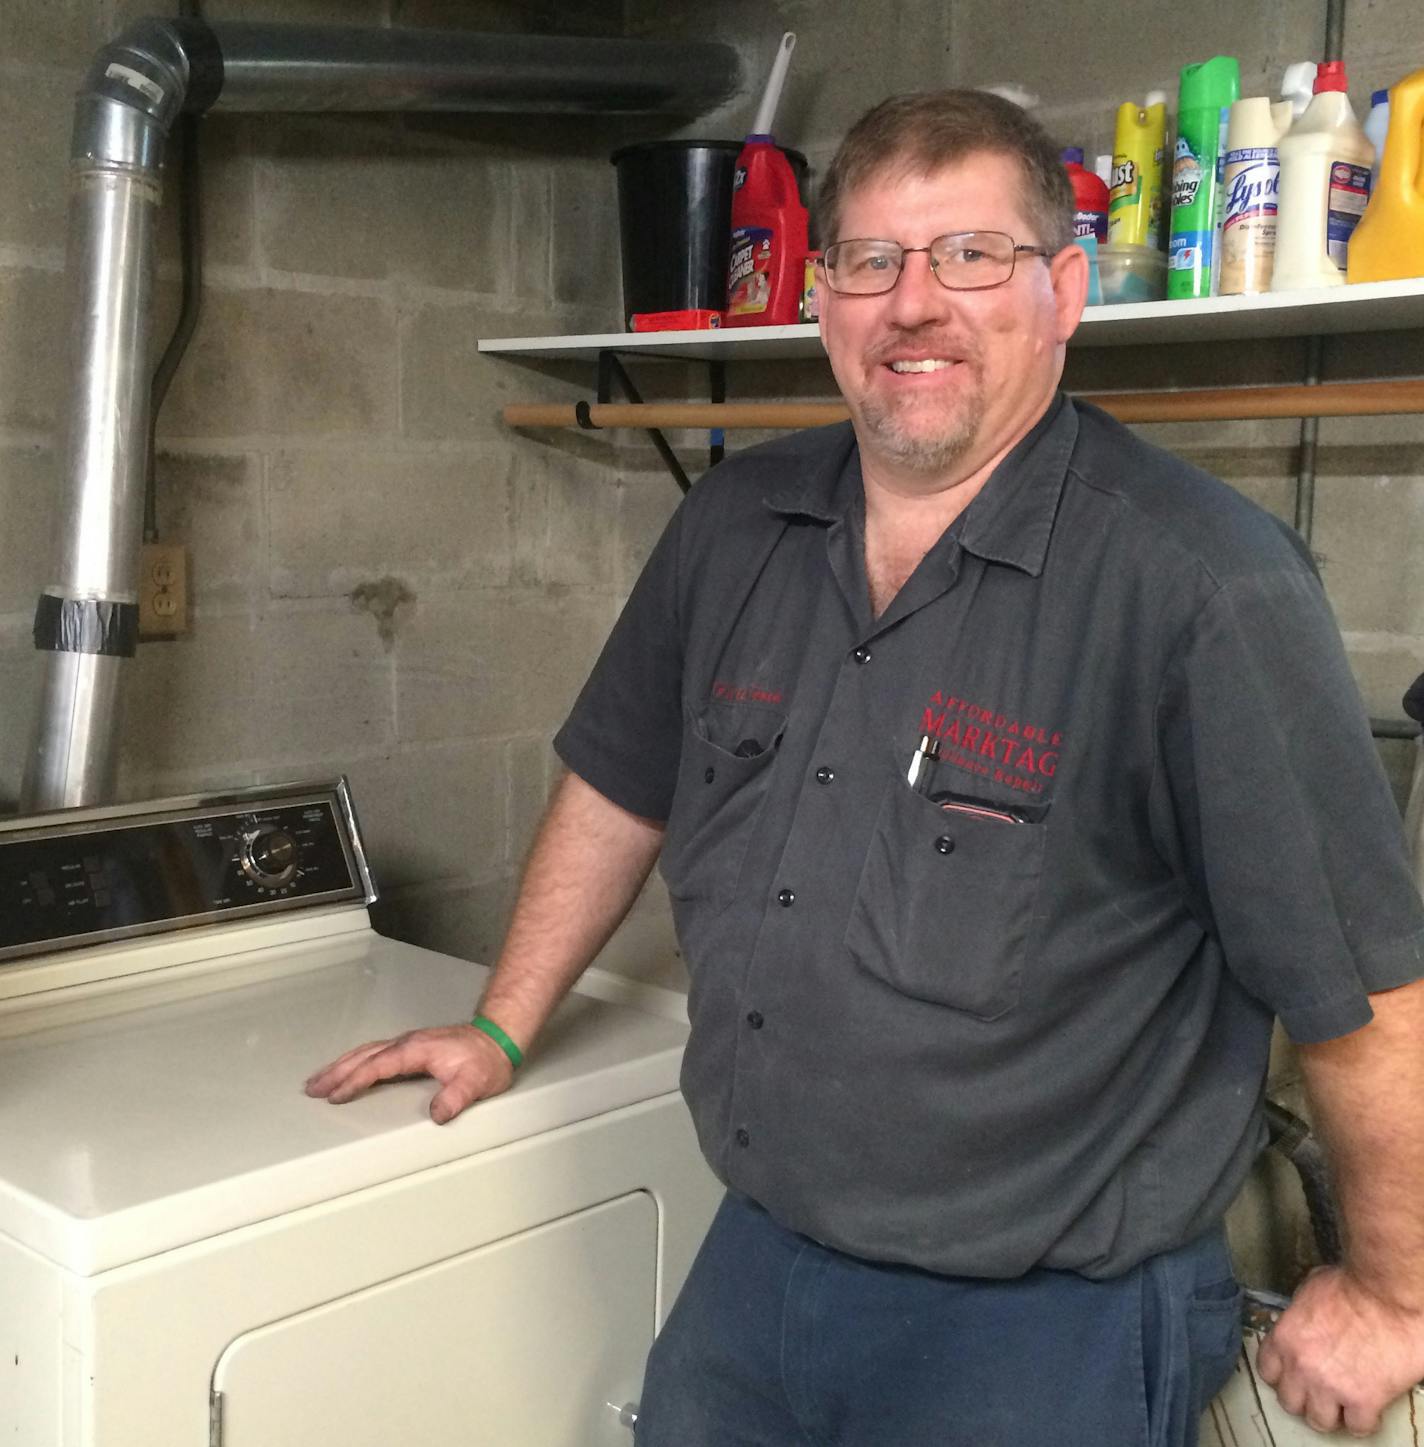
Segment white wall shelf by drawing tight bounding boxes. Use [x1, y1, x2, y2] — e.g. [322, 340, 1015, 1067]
[478, 276, 1424, 362]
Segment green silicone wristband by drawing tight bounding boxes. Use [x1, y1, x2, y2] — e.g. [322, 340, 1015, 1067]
[471, 1013, 524, 1070]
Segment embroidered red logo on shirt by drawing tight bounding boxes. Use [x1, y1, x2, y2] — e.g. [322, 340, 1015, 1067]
[712, 679, 785, 706]
[920, 690, 1063, 795]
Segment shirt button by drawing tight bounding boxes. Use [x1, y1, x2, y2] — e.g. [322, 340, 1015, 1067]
[746, 1010, 764, 1029]
[777, 888, 795, 906]
[703, 766, 716, 783]
[735, 1127, 751, 1147]
[815, 766, 834, 785]
[852, 646, 871, 665]
[934, 835, 956, 855]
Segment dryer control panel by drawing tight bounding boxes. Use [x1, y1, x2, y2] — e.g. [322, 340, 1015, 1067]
[0, 780, 374, 962]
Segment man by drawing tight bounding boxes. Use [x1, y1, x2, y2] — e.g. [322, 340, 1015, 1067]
[307, 91, 1424, 1444]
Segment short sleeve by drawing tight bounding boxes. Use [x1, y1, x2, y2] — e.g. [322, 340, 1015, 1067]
[553, 501, 687, 821]
[1153, 565, 1424, 1042]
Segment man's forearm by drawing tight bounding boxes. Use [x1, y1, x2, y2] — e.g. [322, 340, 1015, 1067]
[1297, 977, 1424, 1309]
[474, 769, 666, 1050]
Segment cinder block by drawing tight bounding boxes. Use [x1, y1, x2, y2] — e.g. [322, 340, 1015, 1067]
[399, 297, 586, 442]
[1066, 338, 1309, 395]
[395, 586, 617, 743]
[342, 741, 508, 889]
[121, 605, 396, 776]
[154, 116, 258, 274]
[591, 907, 687, 993]
[510, 162, 552, 304]
[254, 119, 509, 292]
[6, 0, 100, 67]
[1313, 471, 1424, 636]
[267, 446, 516, 599]
[523, 444, 621, 590]
[549, 159, 622, 317]
[0, 443, 57, 613]
[1343, 4, 1424, 92]
[151, 450, 263, 607]
[1325, 328, 1424, 382]
[160, 286, 398, 439]
[617, 467, 681, 597]
[371, 874, 516, 968]
[119, 612, 266, 776]
[504, 733, 554, 867]
[0, 266, 67, 431]
[261, 606, 398, 757]
[1342, 639, 1424, 719]
[0, 66, 77, 254]
[947, 0, 1285, 110]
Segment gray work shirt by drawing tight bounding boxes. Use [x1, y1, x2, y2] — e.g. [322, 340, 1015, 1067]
[555, 394, 1424, 1279]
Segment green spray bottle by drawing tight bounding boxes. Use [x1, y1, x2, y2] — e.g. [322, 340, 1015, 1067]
[1167, 56, 1241, 298]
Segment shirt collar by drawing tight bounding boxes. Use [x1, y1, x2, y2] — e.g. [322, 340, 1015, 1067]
[958, 392, 1078, 578]
[763, 399, 1077, 579]
[763, 423, 863, 524]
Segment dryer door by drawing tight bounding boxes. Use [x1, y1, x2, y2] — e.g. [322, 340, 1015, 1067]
[211, 1191, 656, 1447]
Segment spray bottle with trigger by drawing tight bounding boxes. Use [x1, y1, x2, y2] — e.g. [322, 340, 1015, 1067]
[725, 32, 810, 328]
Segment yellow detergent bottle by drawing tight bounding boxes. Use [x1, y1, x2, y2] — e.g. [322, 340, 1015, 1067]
[1348, 67, 1424, 283]
[1108, 92, 1169, 248]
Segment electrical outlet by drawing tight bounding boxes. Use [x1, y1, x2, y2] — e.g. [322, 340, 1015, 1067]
[139, 542, 189, 638]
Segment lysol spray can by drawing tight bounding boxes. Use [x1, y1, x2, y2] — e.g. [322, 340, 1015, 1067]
[1218, 97, 1293, 294]
[1108, 92, 1169, 248]
[1168, 56, 1242, 299]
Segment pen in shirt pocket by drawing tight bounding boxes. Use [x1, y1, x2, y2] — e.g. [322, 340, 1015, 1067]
[906, 734, 941, 793]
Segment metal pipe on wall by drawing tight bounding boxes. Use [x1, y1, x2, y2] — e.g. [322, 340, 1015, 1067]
[23, 18, 743, 812]
[1292, 0, 1348, 543]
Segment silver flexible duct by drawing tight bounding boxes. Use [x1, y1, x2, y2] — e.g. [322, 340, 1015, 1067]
[23, 19, 743, 811]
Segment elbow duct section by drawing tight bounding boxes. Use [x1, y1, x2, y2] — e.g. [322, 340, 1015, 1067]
[24, 20, 744, 812]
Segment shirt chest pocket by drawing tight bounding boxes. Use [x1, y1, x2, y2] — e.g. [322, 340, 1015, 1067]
[660, 705, 784, 912]
[844, 781, 1048, 1020]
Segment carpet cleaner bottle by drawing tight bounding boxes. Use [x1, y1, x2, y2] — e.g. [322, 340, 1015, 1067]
[1168, 56, 1241, 298]
[1218, 96, 1294, 294]
[725, 32, 809, 328]
[1271, 61, 1374, 291]
[1108, 92, 1169, 248]
[1349, 69, 1424, 283]
[1063, 148, 1110, 240]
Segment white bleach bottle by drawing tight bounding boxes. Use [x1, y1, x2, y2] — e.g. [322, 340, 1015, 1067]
[1364, 87, 1391, 189]
[1219, 96, 1294, 294]
[1271, 60, 1374, 291]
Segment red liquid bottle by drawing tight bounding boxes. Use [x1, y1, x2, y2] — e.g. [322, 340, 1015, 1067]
[724, 134, 809, 327]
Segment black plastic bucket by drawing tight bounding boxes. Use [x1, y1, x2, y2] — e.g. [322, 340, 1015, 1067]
[610, 139, 810, 328]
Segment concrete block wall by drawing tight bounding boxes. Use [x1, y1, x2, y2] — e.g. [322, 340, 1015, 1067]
[0, 0, 686, 987]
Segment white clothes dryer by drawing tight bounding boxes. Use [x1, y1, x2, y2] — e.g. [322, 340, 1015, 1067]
[0, 779, 720, 1447]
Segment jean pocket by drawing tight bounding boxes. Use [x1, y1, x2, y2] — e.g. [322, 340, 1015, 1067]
[1188, 1278, 1245, 1421]
[844, 780, 1048, 1020]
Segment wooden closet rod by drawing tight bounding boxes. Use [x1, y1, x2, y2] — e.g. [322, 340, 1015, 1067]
[504, 378, 1424, 431]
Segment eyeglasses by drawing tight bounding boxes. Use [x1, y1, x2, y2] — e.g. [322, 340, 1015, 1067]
[820, 230, 1056, 294]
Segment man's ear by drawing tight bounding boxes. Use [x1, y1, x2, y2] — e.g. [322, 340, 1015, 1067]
[1048, 243, 1089, 344]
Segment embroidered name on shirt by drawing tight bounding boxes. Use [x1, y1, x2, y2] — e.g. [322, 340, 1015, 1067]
[920, 690, 1063, 795]
[712, 680, 785, 705]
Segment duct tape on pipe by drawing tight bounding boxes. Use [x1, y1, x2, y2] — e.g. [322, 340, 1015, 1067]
[33, 595, 139, 657]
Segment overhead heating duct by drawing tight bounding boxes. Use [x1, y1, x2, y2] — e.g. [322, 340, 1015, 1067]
[24, 18, 743, 812]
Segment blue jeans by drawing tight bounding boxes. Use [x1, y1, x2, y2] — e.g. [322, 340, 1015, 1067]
[636, 1193, 1242, 1447]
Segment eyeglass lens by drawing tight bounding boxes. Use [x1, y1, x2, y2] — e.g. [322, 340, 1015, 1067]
[824, 231, 1019, 293]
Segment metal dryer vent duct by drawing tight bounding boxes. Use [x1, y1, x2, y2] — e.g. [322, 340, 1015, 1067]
[24, 18, 743, 812]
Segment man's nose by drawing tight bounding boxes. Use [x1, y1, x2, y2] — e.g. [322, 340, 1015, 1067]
[884, 250, 955, 326]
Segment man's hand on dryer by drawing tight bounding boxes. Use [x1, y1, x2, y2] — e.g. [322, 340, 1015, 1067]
[305, 1025, 515, 1124]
